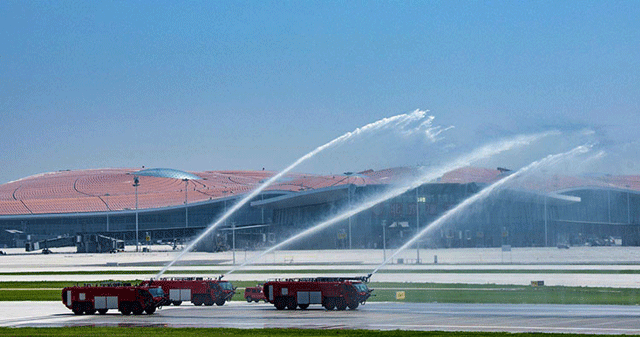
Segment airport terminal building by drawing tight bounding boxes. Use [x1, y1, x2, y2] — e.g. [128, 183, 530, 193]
[0, 166, 639, 252]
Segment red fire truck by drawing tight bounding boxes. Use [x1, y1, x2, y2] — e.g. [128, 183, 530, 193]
[263, 275, 373, 310]
[62, 282, 166, 315]
[140, 277, 236, 306]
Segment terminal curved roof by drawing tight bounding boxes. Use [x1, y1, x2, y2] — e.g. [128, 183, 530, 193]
[0, 166, 638, 216]
[0, 168, 382, 216]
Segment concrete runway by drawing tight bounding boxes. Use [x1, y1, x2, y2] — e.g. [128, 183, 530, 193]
[3, 301, 640, 334]
[4, 247, 640, 333]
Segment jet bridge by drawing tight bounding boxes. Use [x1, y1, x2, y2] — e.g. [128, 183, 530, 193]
[25, 234, 124, 253]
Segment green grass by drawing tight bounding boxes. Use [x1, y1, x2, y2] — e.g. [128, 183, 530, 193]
[364, 282, 640, 305]
[0, 327, 624, 337]
[0, 290, 61, 301]
[0, 281, 95, 289]
[2, 281, 640, 305]
[3, 268, 640, 276]
[369, 282, 640, 305]
[371, 286, 640, 305]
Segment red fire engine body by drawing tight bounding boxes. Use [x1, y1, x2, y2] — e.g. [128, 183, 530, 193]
[62, 283, 166, 315]
[140, 277, 235, 306]
[263, 276, 373, 310]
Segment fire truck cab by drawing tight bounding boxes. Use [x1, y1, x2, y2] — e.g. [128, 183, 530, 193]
[141, 277, 235, 306]
[263, 276, 372, 310]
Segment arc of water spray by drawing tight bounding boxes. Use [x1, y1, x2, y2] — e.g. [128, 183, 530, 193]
[155, 109, 433, 278]
[369, 144, 592, 276]
[226, 131, 557, 275]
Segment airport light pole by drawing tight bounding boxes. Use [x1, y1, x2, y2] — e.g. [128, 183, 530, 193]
[183, 178, 189, 228]
[232, 222, 236, 265]
[105, 193, 110, 232]
[382, 220, 387, 262]
[348, 184, 352, 249]
[416, 188, 420, 264]
[133, 176, 140, 252]
[344, 172, 353, 250]
[544, 196, 548, 247]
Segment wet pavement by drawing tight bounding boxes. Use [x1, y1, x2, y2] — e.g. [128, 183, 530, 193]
[3, 301, 640, 334]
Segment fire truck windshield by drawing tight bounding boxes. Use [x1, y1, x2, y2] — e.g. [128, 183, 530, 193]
[353, 283, 368, 292]
[149, 287, 165, 297]
[219, 282, 233, 290]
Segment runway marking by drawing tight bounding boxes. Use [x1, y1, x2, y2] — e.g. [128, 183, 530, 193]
[0, 314, 85, 327]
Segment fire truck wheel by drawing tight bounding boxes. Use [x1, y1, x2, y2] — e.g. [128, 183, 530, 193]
[298, 304, 309, 310]
[274, 298, 286, 310]
[132, 303, 144, 315]
[120, 303, 131, 315]
[246, 296, 252, 303]
[204, 295, 214, 306]
[323, 298, 336, 310]
[145, 306, 156, 315]
[347, 301, 359, 310]
[97, 309, 108, 315]
[193, 296, 203, 306]
[72, 303, 84, 315]
[172, 301, 182, 306]
[286, 297, 297, 310]
[215, 299, 225, 306]
[85, 308, 96, 315]
[336, 298, 347, 311]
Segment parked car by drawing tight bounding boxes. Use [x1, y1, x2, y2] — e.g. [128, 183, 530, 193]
[244, 285, 266, 303]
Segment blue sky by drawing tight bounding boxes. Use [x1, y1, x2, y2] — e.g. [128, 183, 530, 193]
[1, 1, 639, 184]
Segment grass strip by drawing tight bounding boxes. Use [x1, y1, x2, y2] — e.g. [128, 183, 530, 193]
[3, 268, 640, 276]
[0, 327, 623, 337]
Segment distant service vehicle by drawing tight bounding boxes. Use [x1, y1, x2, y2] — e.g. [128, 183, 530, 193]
[62, 282, 166, 315]
[263, 276, 373, 310]
[140, 277, 235, 306]
[244, 285, 266, 303]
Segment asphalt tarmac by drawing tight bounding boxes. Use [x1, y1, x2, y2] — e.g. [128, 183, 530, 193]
[3, 301, 640, 334]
